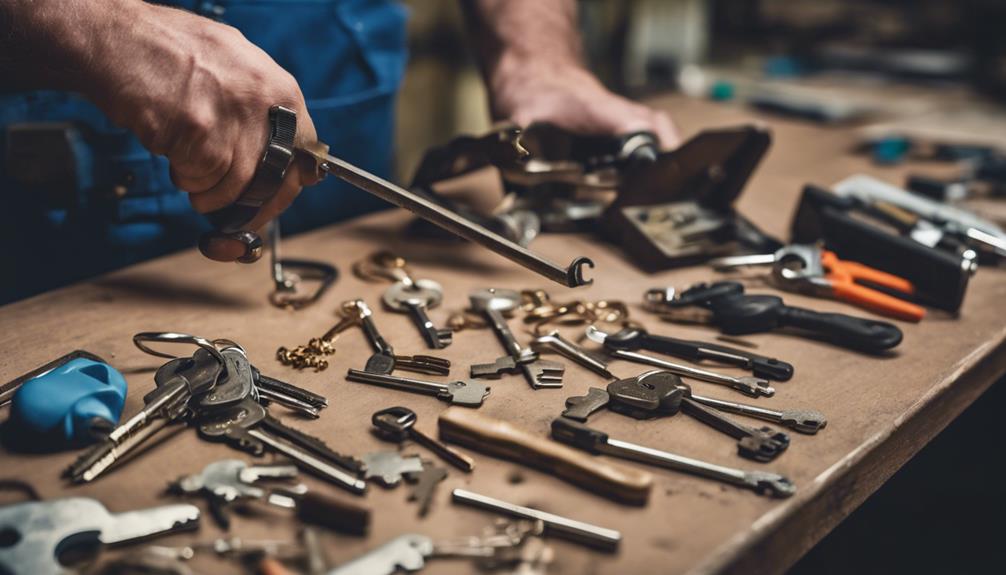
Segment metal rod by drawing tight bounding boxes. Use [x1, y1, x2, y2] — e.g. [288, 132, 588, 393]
[318, 154, 594, 288]
[451, 489, 620, 551]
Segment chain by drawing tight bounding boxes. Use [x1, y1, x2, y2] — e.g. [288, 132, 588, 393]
[275, 301, 361, 371]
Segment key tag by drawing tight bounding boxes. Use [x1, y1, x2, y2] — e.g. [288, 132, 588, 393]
[6, 352, 127, 449]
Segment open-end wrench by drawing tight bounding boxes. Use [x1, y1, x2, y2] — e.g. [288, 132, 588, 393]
[201, 106, 594, 288]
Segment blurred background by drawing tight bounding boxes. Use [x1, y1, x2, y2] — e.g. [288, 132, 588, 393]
[395, 0, 1006, 180]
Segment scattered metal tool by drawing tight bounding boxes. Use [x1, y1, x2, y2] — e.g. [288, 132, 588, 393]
[0, 497, 200, 575]
[452, 489, 622, 551]
[406, 464, 448, 517]
[268, 222, 338, 310]
[710, 243, 925, 322]
[551, 418, 795, 499]
[646, 281, 904, 352]
[372, 406, 475, 472]
[200, 106, 595, 288]
[468, 288, 565, 389]
[544, 334, 825, 434]
[587, 323, 788, 381]
[575, 327, 775, 398]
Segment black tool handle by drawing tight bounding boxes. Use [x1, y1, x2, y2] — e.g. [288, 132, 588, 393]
[640, 333, 794, 382]
[550, 417, 607, 453]
[779, 306, 903, 352]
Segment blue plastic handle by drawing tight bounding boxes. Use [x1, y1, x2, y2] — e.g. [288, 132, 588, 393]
[10, 358, 127, 446]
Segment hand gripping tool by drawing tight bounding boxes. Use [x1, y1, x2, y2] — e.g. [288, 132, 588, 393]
[199, 106, 594, 287]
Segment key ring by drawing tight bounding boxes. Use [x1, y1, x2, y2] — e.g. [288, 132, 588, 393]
[132, 332, 228, 365]
[352, 251, 415, 287]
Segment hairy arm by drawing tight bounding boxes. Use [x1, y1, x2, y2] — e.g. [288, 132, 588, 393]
[0, 0, 318, 261]
[461, 0, 678, 147]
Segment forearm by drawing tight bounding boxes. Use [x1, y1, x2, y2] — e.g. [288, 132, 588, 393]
[461, 0, 588, 116]
[0, 0, 139, 95]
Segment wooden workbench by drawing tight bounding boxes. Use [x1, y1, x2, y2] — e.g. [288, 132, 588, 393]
[1, 96, 1004, 575]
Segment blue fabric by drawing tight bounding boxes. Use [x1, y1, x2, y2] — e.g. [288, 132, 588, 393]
[0, 0, 408, 303]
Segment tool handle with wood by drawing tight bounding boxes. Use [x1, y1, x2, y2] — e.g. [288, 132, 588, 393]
[437, 408, 652, 505]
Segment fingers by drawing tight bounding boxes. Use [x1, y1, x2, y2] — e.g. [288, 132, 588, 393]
[650, 110, 681, 150]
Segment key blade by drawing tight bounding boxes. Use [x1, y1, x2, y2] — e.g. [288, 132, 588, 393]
[781, 409, 828, 434]
[444, 381, 491, 407]
[745, 471, 796, 499]
[100, 504, 201, 545]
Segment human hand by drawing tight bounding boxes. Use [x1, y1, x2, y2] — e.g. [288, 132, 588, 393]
[489, 62, 679, 149]
[84, 2, 319, 261]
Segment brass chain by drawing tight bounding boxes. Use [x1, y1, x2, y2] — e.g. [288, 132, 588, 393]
[275, 300, 361, 371]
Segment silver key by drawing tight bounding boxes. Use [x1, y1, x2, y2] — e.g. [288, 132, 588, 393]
[200, 398, 366, 494]
[468, 288, 564, 389]
[362, 451, 424, 487]
[383, 279, 453, 349]
[327, 534, 433, 575]
[607, 349, 774, 398]
[0, 497, 200, 575]
[551, 418, 795, 499]
[346, 369, 491, 407]
[531, 330, 615, 379]
[685, 394, 827, 434]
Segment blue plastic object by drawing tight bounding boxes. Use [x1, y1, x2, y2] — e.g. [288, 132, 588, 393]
[10, 358, 127, 446]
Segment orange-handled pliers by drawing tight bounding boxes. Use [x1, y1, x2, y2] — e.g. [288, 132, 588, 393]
[711, 244, 926, 322]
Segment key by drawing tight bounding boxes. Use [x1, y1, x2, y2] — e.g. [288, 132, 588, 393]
[327, 533, 433, 575]
[0, 497, 200, 575]
[346, 369, 491, 407]
[383, 279, 453, 349]
[468, 288, 565, 389]
[252, 366, 328, 409]
[451, 489, 621, 551]
[605, 371, 685, 420]
[606, 348, 774, 398]
[361, 451, 424, 487]
[66, 348, 223, 483]
[675, 384, 790, 462]
[530, 330, 615, 379]
[198, 398, 367, 494]
[551, 418, 796, 499]
[586, 324, 793, 382]
[345, 299, 451, 376]
[407, 464, 448, 517]
[562, 387, 611, 422]
[372, 406, 475, 471]
[686, 393, 827, 434]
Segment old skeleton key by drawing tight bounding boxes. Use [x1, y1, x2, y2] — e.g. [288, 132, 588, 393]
[344, 299, 451, 377]
[372, 406, 475, 472]
[468, 288, 565, 389]
[201, 105, 594, 288]
[383, 280, 453, 349]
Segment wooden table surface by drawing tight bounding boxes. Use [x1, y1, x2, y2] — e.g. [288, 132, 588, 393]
[2, 96, 1005, 575]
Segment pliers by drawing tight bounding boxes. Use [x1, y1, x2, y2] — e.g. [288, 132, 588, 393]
[710, 244, 926, 322]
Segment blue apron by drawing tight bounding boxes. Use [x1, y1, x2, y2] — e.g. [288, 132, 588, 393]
[0, 0, 408, 303]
